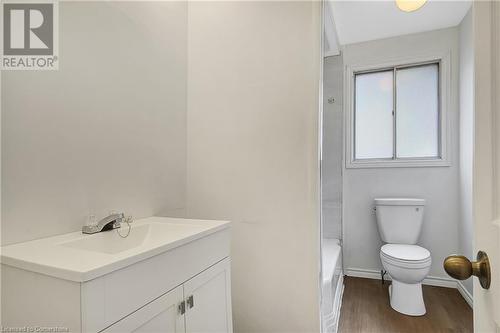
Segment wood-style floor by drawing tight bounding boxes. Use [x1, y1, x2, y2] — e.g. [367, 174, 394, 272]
[338, 277, 473, 333]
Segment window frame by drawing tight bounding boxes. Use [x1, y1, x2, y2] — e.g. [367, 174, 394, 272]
[345, 53, 451, 168]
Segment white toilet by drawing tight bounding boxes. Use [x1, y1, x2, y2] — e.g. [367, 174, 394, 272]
[375, 198, 432, 316]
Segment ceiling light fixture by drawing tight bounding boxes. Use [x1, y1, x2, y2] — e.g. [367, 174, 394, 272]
[396, 0, 427, 12]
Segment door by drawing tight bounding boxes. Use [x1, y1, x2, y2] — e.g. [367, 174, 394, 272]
[184, 258, 233, 333]
[102, 285, 185, 333]
[474, 1, 500, 331]
[445, 2, 500, 331]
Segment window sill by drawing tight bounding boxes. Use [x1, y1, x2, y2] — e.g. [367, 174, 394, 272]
[346, 158, 451, 169]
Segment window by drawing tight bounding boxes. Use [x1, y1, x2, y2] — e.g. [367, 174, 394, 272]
[347, 59, 449, 168]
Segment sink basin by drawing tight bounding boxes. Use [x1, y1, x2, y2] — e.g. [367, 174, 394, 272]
[0, 217, 230, 282]
[61, 224, 150, 254]
[60, 222, 206, 254]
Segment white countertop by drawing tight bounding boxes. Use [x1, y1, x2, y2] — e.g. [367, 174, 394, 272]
[0, 217, 230, 282]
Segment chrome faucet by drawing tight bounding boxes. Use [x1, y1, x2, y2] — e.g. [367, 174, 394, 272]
[82, 212, 124, 234]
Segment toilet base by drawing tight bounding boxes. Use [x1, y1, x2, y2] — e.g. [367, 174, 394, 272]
[388, 280, 426, 316]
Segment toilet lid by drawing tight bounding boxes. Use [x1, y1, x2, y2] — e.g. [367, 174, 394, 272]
[381, 244, 430, 262]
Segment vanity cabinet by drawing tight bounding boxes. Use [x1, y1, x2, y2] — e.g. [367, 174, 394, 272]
[1, 217, 232, 333]
[102, 285, 185, 333]
[102, 258, 232, 333]
[184, 259, 232, 333]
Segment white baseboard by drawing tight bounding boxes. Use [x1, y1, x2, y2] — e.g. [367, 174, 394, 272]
[345, 267, 457, 288]
[345, 267, 473, 306]
[457, 281, 473, 307]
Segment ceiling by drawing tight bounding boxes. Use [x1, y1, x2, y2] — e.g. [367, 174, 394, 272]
[329, 0, 472, 45]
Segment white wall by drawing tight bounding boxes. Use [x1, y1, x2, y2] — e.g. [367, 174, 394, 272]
[458, 9, 474, 295]
[186, 2, 321, 332]
[322, 55, 343, 240]
[1, 2, 188, 245]
[2, 3, 323, 331]
[342, 28, 461, 280]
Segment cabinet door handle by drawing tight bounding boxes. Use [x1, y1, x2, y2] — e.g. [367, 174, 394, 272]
[178, 300, 186, 315]
[186, 295, 194, 309]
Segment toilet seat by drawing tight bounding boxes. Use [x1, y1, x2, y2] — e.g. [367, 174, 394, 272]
[381, 244, 431, 268]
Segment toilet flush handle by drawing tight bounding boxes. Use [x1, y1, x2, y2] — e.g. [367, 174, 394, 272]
[443, 251, 491, 289]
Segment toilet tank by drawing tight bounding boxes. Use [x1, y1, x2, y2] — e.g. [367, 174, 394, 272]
[374, 198, 425, 244]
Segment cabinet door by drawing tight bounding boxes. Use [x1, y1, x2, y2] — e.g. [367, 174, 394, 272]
[184, 258, 233, 333]
[102, 285, 185, 333]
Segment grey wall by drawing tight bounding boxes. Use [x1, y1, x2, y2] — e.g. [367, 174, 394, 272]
[186, 2, 321, 332]
[1, 2, 188, 245]
[458, 9, 474, 295]
[342, 28, 461, 279]
[322, 55, 343, 240]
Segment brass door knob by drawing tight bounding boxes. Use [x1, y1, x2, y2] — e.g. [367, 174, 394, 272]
[444, 251, 491, 289]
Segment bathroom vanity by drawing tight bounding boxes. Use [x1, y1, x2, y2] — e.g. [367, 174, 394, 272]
[1, 217, 232, 333]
